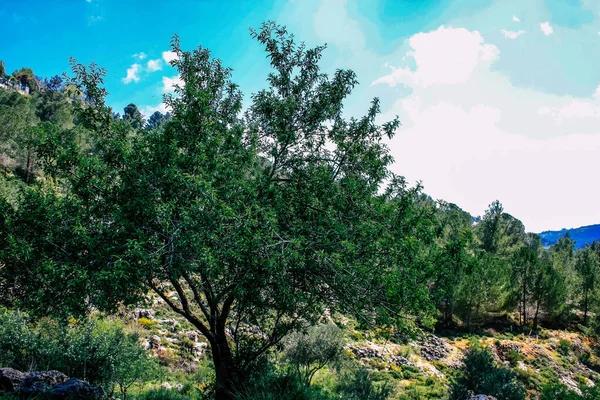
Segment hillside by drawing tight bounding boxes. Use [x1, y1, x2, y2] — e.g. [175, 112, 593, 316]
[539, 224, 600, 249]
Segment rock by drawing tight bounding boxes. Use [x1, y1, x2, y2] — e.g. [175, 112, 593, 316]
[419, 335, 451, 361]
[390, 355, 413, 367]
[50, 378, 104, 399]
[162, 382, 172, 390]
[151, 334, 162, 348]
[141, 340, 151, 350]
[0, 367, 26, 392]
[192, 342, 208, 357]
[470, 396, 497, 400]
[344, 343, 384, 359]
[175, 383, 184, 391]
[20, 370, 69, 395]
[133, 308, 155, 320]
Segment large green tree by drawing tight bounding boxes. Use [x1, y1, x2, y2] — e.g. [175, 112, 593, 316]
[1, 23, 437, 399]
[574, 245, 599, 325]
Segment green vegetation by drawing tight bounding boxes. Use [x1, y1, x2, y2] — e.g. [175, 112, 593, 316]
[1, 21, 600, 400]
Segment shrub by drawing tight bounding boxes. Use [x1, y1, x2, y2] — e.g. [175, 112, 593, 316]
[449, 345, 525, 400]
[137, 388, 191, 400]
[557, 339, 571, 357]
[337, 368, 393, 400]
[138, 317, 157, 329]
[0, 309, 157, 397]
[507, 349, 523, 366]
[283, 324, 344, 385]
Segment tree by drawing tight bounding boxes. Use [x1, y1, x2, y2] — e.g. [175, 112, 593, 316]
[449, 345, 525, 400]
[574, 246, 599, 325]
[0, 60, 6, 77]
[433, 202, 475, 327]
[43, 75, 64, 92]
[476, 200, 525, 259]
[12, 67, 38, 91]
[453, 251, 509, 329]
[530, 252, 566, 330]
[2, 23, 436, 399]
[122, 103, 144, 128]
[283, 323, 344, 385]
[510, 233, 541, 326]
[146, 111, 171, 129]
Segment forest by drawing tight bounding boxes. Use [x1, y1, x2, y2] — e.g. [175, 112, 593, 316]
[1, 23, 600, 400]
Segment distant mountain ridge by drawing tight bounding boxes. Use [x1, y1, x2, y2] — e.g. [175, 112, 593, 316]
[538, 224, 600, 249]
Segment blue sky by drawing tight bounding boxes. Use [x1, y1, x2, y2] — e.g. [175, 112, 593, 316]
[1, 0, 600, 232]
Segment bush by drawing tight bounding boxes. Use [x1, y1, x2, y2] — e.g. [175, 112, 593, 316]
[283, 324, 344, 385]
[136, 388, 192, 400]
[558, 339, 571, 357]
[449, 345, 525, 400]
[0, 309, 157, 397]
[337, 368, 392, 400]
[138, 317, 157, 329]
[507, 349, 523, 366]
[234, 366, 332, 400]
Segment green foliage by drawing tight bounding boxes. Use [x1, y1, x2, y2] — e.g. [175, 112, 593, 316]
[337, 368, 392, 400]
[283, 324, 345, 385]
[137, 388, 196, 400]
[540, 382, 600, 400]
[449, 345, 525, 400]
[557, 339, 571, 357]
[122, 103, 144, 128]
[0, 309, 157, 396]
[1, 22, 438, 399]
[575, 246, 600, 325]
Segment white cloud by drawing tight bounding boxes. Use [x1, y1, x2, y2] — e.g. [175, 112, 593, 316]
[162, 51, 179, 63]
[162, 75, 183, 92]
[540, 22, 553, 36]
[372, 26, 499, 88]
[133, 52, 147, 60]
[512, 15, 520, 22]
[122, 64, 141, 84]
[140, 102, 171, 118]
[147, 59, 162, 72]
[372, 26, 600, 232]
[501, 29, 525, 39]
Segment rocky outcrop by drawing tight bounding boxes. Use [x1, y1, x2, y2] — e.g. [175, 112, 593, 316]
[0, 368, 26, 392]
[419, 335, 451, 361]
[0, 368, 103, 399]
[50, 378, 105, 399]
[20, 370, 69, 395]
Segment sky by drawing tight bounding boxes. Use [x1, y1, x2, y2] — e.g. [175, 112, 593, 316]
[1, 0, 599, 233]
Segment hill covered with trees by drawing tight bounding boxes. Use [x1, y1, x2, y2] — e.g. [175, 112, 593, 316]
[539, 225, 600, 250]
[1, 23, 600, 400]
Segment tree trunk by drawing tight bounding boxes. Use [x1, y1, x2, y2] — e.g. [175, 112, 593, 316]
[212, 331, 237, 400]
[25, 148, 31, 183]
[521, 282, 527, 326]
[583, 289, 589, 326]
[532, 298, 541, 331]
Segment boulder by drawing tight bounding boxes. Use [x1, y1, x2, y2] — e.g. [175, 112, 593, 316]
[49, 378, 104, 400]
[150, 334, 162, 348]
[133, 308, 155, 320]
[0, 367, 26, 392]
[469, 396, 497, 400]
[20, 370, 69, 395]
